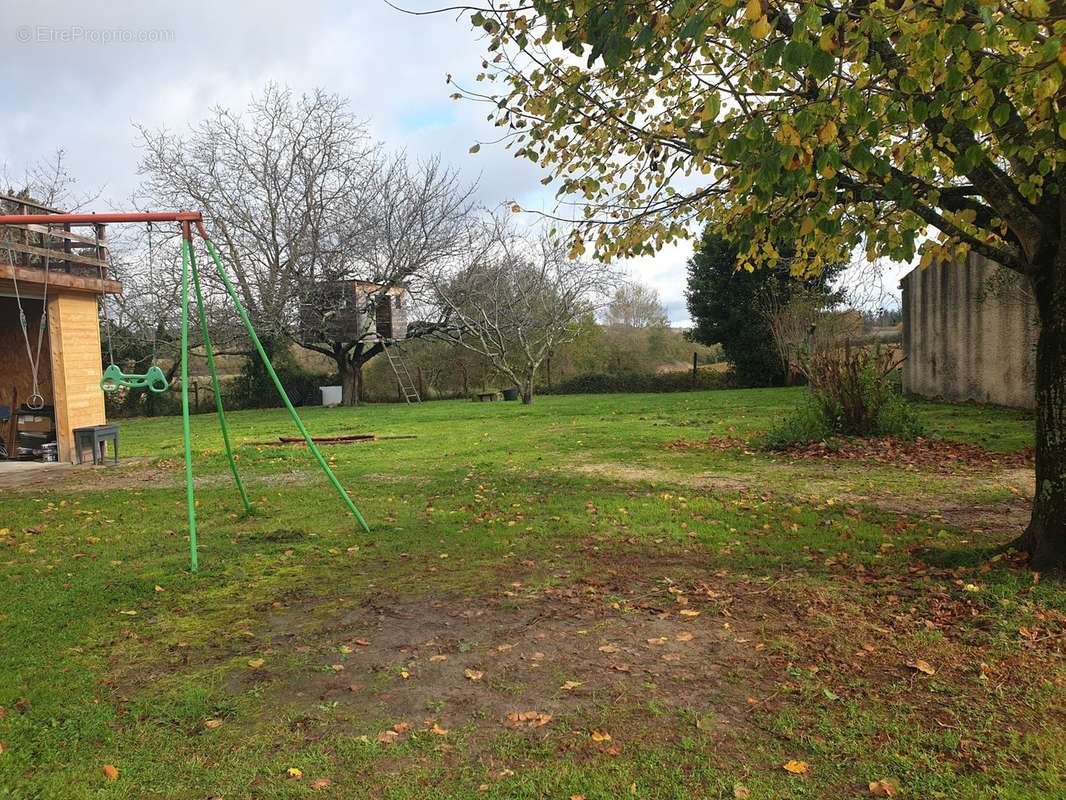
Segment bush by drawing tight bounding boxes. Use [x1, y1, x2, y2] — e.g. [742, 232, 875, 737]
[805, 345, 918, 436]
[762, 345, 924, 448]
[222, 339, 336, 410]
[544, 368, 736, 395]
[760, 398, 833, 450]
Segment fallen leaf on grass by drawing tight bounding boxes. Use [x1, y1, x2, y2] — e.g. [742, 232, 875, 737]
[310, 778, 332, 790]
[430, 722, 449, 736]
[679, 609, 701, 617]
[598, 644, 619, 653]
[392, 721, 412, 734]
[464, 669, 484, 681]
[505, 711, 552, 728]
[909, 659, 936, 676]
[560, 681, 583, 691]
[676, 631, 694, 642]
[783, 760, 809, 775]
[733, 784, 751, 799]
[330, 663, 345, 673]
[0, 741, 6, 755]
[430, 654, 448, 662]
[102, 764, 119, 781]
[377, 730, 400, 744]
[247, 658, 265, 669]
[354, 639, 370, 647]
[869, 778, 898, 797]
[204, 718, 224, 730]
[287, 767, 303, 779]
[590, 730, 612, 742]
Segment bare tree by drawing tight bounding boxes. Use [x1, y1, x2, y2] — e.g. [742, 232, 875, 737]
[759, 283, 860, 383]
[432, 223, 618, 403]
[293, 154, 478, 404]
[1, 148, 99, 211]
[603, 282, 670, 329]
[135, 84, 377, 350]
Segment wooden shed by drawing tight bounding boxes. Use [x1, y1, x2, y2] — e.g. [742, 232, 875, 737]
[1, 195, 121, 463]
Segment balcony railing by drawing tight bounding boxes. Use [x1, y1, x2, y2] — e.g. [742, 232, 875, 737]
[0, 194, 110, 283]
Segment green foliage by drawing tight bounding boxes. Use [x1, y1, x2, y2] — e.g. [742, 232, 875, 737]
[685, 228, 841, 387]
[462, 2, 1060, 279]
[544, 367, 735, 395]
[223, 338, 335, 410]
[760, 396, 833, 450]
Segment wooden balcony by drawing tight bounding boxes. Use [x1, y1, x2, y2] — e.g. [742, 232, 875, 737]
[0, 194, 121, 295]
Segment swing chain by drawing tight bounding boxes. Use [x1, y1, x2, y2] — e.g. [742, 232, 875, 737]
[3, 224, 50, 410]
[98, 221, 171, 395]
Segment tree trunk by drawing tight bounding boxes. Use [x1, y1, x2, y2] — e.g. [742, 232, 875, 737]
[340, 360, 362, 406]
[1013, 263, 1066, 570]
[521, 379, 534, 404]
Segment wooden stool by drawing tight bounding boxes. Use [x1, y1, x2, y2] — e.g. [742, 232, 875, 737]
[73, 424, 120, 465]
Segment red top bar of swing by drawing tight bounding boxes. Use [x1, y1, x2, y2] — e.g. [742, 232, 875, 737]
[0, 210, 202, 226]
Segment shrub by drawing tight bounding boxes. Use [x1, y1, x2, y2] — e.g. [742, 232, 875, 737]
[544, 368, 736, 395]
[805, 344, 916, 436]
[760, 398, 833, 450]
[763, 345, 924, 448]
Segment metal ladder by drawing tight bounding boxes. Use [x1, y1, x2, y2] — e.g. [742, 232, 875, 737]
[383, 342, 421, 403]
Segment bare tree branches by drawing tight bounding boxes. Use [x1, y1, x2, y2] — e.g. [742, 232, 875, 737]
[431, 220, 618, 402]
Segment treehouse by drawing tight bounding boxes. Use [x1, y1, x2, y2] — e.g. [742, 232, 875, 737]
[300, 280, 409, 343]
[0, 195, 121, 463]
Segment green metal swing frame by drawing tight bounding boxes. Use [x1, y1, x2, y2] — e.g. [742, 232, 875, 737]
[0, 210, 370, 572]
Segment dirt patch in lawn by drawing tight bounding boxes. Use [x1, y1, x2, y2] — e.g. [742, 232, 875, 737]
[219, 555, 781, 754]
[868, 495, 1033, 534]
[669, 434, 1034, 474]
[574, 462, 749, 494]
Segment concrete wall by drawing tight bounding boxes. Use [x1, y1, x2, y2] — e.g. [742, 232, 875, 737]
[901, 254, 1037, 409]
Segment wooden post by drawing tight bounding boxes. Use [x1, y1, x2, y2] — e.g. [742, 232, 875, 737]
[692, 351, 698, 387]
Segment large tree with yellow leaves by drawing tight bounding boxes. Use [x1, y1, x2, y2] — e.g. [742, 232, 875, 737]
[442, 0, 1066, 566]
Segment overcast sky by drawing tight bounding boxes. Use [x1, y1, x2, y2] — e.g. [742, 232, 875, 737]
[2, 1, 904, 322]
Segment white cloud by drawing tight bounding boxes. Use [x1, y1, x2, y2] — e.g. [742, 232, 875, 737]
[1, 0, 696, 321]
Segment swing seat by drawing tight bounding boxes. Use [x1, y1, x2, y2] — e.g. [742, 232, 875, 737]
[100, 364, 171, 394]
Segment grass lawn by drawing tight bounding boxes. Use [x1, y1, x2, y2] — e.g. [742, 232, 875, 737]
[1, 388, 1062, 799]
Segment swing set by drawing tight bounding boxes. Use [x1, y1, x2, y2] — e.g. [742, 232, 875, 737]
[0, 209, 370, 572]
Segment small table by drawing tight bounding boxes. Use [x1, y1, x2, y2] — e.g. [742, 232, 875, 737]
[476, 391, 499, 402]
[73, 424, 119, 465]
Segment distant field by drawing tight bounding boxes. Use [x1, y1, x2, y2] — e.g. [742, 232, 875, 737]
[2, 389, 1061, 800]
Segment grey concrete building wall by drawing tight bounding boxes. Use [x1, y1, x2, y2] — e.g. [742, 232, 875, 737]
[901, 253, 1038, 409]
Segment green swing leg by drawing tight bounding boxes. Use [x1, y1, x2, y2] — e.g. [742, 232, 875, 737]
[201, 237, 371, 534]
[179, 236, 199, 572]
[188, 245, 252, 515]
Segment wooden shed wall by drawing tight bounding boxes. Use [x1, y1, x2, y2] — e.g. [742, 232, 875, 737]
[47, 292, 106, 462]
[0, 296, 54, 407]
